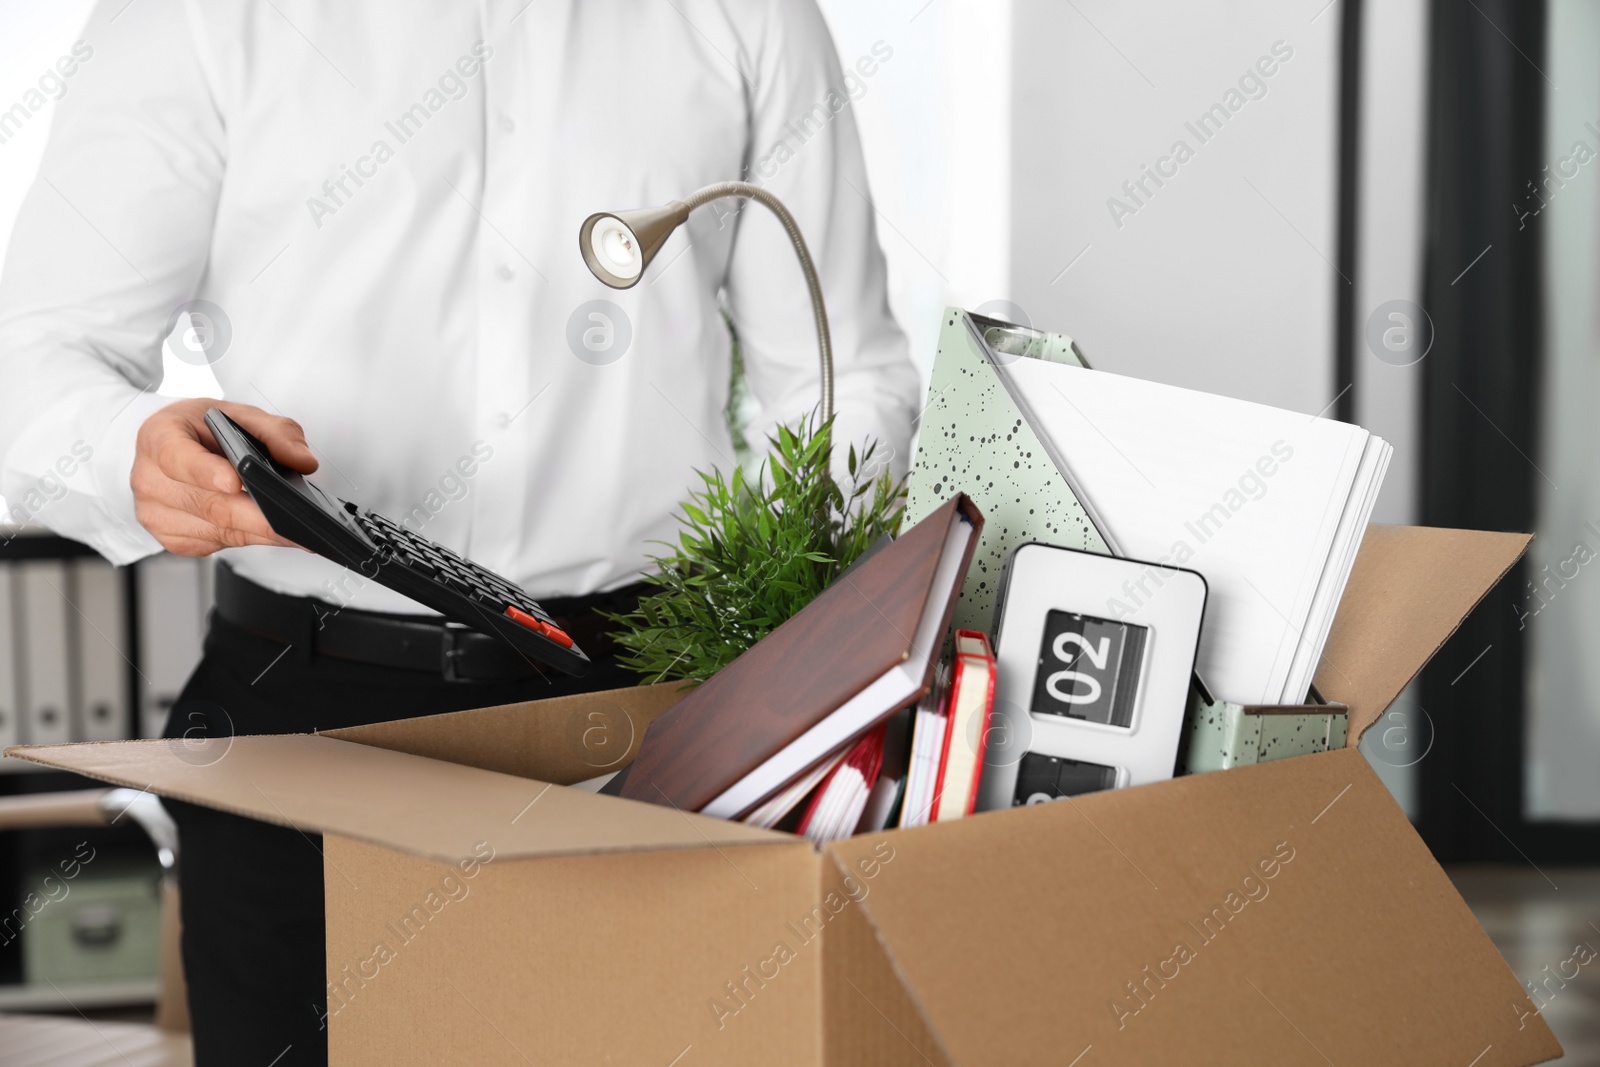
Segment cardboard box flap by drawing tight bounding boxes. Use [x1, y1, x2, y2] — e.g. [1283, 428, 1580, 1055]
[320, 683, 686, 784]
[1315, 524, 1530, 743]
[827, 749, 1559, 1067]
[4, 734, 786, 864]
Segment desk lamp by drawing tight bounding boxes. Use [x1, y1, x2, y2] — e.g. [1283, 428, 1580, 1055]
[579, 182, 833, 422]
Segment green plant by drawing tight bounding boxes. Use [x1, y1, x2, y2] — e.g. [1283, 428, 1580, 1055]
[607, 416, 906, 684]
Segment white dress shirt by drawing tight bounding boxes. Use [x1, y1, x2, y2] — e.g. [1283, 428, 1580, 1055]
[0, 0, 917, 614]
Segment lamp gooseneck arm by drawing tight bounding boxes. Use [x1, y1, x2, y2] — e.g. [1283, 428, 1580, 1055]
[678, 181, 834, 425]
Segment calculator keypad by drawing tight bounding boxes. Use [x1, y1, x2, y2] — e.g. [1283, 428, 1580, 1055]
[351, 509, 573, 646]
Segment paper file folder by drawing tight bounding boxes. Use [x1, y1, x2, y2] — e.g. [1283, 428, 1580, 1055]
[135, 555, 209, 739]
[16, 560, 72, 745]
[0, 568, 17, 753]
[72, 559, 130, 743]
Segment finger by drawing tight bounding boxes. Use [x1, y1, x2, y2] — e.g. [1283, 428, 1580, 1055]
[134, 499, 298, 554]
[134, 501, 231, 557]
[188, 486, 299, 548]
[132, 465, 226, 518]
[136, 474, 299, 548]
[215, 402, 319, 474]
[150, 425, 243, 494]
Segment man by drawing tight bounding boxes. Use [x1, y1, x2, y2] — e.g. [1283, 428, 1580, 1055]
[0, 0, 917, 1062]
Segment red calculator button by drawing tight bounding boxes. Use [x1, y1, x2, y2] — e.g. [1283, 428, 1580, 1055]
[504, 604, 538, 629]
[504, 605, 574, 648]
[539, 622, 575, 648]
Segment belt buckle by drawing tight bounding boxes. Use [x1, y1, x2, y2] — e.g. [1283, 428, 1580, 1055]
[440, 622, 472, 682]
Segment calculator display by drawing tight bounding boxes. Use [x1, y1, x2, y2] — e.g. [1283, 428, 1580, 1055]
[1029, 610, 1147, 728]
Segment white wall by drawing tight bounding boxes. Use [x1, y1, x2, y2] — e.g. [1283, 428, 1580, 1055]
[1353, 0, 1429, 529]
[1009, 0, 1340, 412]
[815, 0, 1014, 387]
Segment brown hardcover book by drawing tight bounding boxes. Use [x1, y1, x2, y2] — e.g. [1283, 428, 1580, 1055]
[619, 494, 983, 818]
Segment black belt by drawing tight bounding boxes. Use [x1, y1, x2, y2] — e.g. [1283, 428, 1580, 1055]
[213, 564, 647, 682]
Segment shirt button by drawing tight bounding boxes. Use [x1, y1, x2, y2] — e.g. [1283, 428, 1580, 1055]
[496, 263, 515, 281]
[498, 116, 516, 134]
[493, 412, 510, 430]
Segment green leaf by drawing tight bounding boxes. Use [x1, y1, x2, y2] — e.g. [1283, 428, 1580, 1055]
[606, 414, 907, 686]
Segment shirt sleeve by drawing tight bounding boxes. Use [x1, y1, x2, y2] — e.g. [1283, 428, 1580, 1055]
[721, 0, 920, 487]
[0, 0, 225, 563]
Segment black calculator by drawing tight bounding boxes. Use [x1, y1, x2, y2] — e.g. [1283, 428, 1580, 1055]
[204, 409, 589, 676]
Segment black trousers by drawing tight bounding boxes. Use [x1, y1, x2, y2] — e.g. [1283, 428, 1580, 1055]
[164, 613, 634, 1067]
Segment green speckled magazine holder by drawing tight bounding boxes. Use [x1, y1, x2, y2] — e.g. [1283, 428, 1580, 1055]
[904, 309, 1347, 774]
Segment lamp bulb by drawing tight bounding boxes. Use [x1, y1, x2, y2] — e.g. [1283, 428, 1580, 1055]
[590, 217, 642, 281]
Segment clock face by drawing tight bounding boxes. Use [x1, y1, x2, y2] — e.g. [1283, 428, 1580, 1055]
[1011, 751, 1117, 805]
[1029, 609, 1148, 729]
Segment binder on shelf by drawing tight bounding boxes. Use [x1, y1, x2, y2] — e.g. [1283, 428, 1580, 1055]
[136, 555, 209, 739]
[16, 560, 72, 745]
[71, 559, 131, 743]
[0, 568, 18, 753]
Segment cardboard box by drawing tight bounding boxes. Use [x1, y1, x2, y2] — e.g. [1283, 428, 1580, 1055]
[6, 525, 1563, 1065]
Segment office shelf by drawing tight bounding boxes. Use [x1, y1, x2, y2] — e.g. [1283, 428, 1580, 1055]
[0, 977, 159, 1012]
[0, 529, 101, 562]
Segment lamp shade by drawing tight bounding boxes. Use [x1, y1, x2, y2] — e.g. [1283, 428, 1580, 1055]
[578, 181, 834, 422]
[578, 202, 690, 289]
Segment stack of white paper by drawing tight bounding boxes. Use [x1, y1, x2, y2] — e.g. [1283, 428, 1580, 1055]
[898, 665, 950, 829]
[994, 358, 1390, 707]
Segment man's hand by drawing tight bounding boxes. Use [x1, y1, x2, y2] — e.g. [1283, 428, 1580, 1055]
[132, 399, 318, 556]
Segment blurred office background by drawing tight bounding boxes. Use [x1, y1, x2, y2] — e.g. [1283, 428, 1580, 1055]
[0, 1, 216, 1042]
[0, 0, 1595, 1059]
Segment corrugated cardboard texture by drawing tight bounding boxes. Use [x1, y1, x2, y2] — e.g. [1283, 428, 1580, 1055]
[325, 836, 823, 1066]
[1315, 525, 1530, 742]
[827, 749, 1560, 1066]
[819, 852, 952, 1066]
[6, 734, 784, 864]
[322, 683, 686, 784]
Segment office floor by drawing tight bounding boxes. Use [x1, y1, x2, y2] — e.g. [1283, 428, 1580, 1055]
[0, 1013, 191, 1067]
[1451, 866, 1600, 1065]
